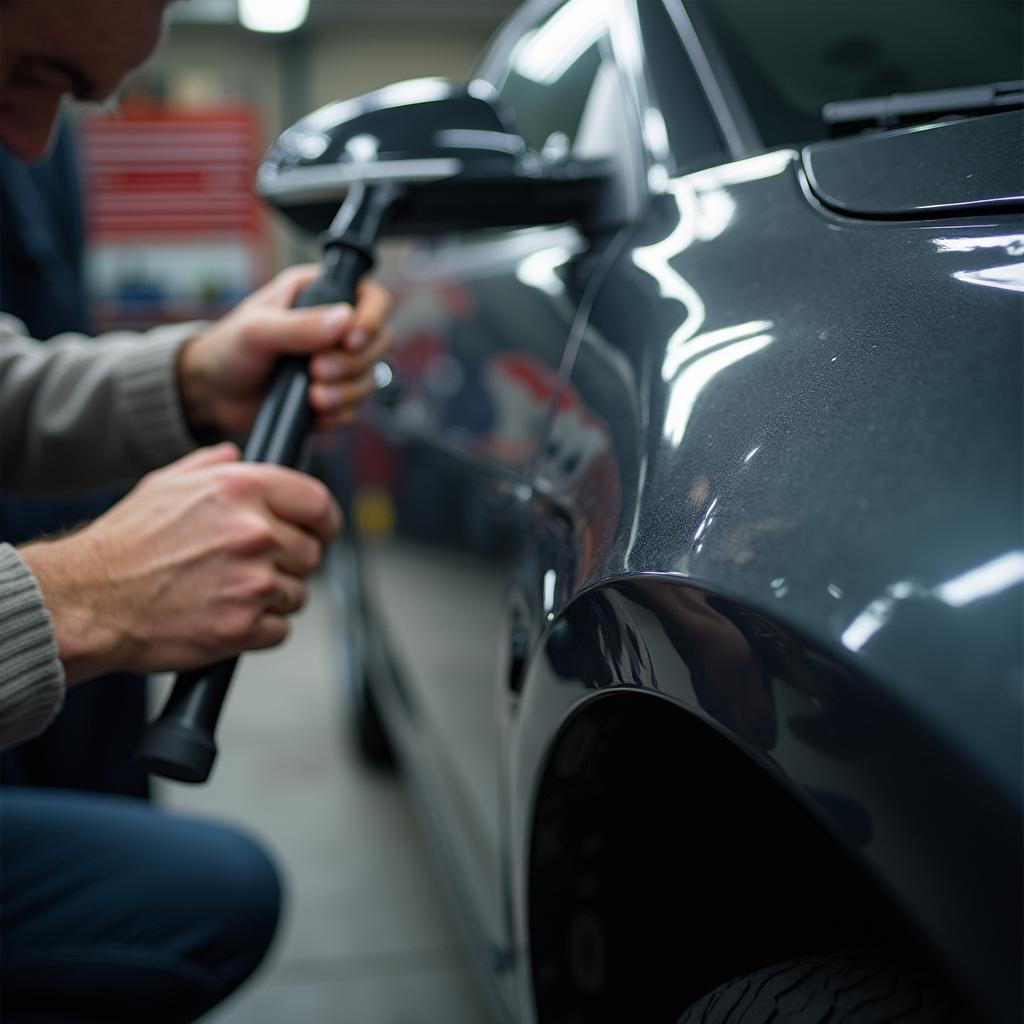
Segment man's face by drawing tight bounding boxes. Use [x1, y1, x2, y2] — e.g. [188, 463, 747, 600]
[0, 0, 172, 160]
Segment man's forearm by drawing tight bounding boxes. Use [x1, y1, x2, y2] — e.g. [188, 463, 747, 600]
[0, 316, 205, 495]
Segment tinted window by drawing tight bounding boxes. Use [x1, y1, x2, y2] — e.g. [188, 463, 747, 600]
[637, 0, 727, 172]
[495, 0, 614, 157]
[694, 0, 1024, 146]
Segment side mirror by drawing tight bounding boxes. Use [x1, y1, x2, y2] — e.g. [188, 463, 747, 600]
[257, 77, 611, 236]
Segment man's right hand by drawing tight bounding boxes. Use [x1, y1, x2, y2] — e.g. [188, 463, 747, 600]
[20, 442, 341, 685]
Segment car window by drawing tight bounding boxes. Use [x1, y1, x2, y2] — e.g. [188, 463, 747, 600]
[636, 0, 728, 173]
[692, 0, 1024, 147]
[494, 0, 617, 159]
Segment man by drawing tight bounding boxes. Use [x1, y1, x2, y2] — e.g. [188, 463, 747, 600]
[0, 1, 392, 1020]
[0, 116, 155, 797]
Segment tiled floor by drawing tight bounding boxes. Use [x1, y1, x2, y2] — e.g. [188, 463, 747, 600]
[158, 575, 493, 1024]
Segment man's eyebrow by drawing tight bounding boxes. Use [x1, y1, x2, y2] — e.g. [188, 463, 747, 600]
[24, 55, 100, 100]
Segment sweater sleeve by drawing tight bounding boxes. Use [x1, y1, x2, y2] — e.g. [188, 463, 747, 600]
[0, 315, 209, 494]
[0, 544, 64, 751]
[0, 318, 209, 747]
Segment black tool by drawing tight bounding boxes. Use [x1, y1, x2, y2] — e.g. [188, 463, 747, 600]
[136, 182, 403, 783]
[136, 77, 610, 783]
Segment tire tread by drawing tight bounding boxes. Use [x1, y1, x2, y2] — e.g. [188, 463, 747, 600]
[677, 954, 965, 1024]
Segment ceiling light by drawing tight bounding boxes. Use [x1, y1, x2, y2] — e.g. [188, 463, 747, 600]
[238, 0, 309, 33]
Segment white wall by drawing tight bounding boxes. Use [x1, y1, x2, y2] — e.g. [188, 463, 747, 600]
[308, 25, 492, 109]
[135, 18, 501, 271]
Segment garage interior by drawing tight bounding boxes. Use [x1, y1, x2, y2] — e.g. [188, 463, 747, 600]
[6, 1, 1016, 1022]
[157, 575, 493, 1023]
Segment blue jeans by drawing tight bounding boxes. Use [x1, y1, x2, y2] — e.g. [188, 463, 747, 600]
[0, 788, 282, 1023]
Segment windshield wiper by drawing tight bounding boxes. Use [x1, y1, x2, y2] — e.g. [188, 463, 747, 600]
[823, 80, 1024, 136]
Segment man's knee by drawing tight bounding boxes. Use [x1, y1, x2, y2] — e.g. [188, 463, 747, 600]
[1, 791, 283, 1023]
[174, 817, 283, 984]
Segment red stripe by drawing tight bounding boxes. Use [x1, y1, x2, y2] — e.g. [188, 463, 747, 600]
[82, 109, 267, 244]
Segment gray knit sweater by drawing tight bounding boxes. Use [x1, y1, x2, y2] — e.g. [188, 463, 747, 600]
[0, 313, 204, 750]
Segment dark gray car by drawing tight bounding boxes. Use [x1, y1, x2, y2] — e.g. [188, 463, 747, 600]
[315, 2, 1024, 1021]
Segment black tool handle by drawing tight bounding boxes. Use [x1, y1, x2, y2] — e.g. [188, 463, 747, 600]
[136, 245, 371, 783]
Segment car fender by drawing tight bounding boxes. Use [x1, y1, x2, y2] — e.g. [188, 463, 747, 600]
[508, 575, 1020, 1022]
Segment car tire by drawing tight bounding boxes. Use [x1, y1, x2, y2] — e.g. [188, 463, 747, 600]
[326, 540, 396, 770]
[677, 953, 965, 1024]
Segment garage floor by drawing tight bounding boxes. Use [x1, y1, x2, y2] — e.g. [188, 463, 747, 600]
[159, 574, 494, 1024]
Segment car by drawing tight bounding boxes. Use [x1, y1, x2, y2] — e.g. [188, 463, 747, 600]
[308, 1, 1023, 1021]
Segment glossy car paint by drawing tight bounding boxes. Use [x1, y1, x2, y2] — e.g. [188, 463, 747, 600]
[339, 219, 617, 977]
[515, 148, 1022, 1022]
[803, 109, 1024, 217]
[319, 2, 1023, 1021]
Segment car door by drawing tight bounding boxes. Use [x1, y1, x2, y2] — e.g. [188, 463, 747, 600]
[346, 0, 641, 977]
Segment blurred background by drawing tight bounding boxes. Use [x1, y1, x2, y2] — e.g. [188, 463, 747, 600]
[84, 0, 519, 330]
[2, 2, 519, 1021]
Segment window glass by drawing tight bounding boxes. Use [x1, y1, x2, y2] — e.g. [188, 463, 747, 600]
[695, 0, 1024, 147]
[496, 0, 615, 158]
[637, 0, 727, 172]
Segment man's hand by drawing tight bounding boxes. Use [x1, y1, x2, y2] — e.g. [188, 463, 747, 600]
[20, 443, 341, 685]
[177, 265, 393, 437]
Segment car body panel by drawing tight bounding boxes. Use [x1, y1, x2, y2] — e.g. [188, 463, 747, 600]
[555, 152, 1022, 799]
[502, 147, 1022, 1022]
[346, 221, 624, 974]
[512, 580, 1021, 1023]
[803, 109, 1024, 217]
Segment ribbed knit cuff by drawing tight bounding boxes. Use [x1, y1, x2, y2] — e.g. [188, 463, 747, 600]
[116, 322, 210, 468]
[0, 544, 65, 751]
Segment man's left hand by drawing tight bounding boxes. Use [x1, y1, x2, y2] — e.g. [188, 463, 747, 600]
[177, 264, 393, 437]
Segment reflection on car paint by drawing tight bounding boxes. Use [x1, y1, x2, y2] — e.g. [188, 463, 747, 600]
[534, 574, 1000, 853]
[952, 261, 1024, 293]
[629, 154, 797, 449]
[932, 234, 1024, 256]
[842, 551, 1024, 652]
[528, 370, 620, 582]
[662, 324, 774, 446]
[515, 244, 579, 297]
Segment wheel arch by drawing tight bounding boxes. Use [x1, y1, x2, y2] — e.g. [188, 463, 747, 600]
[509, 577, 1014, 1024]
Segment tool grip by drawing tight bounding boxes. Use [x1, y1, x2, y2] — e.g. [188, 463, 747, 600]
[137, 246, 371, 783]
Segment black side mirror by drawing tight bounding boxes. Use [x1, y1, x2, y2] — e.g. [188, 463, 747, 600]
[257, 77, 611, 236]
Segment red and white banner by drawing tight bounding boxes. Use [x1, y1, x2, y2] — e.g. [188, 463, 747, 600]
[80, 107, 270, 325]
[82, 108, 265, 239]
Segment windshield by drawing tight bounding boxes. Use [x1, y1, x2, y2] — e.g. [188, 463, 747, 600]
[694, 0, 1024, 147]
